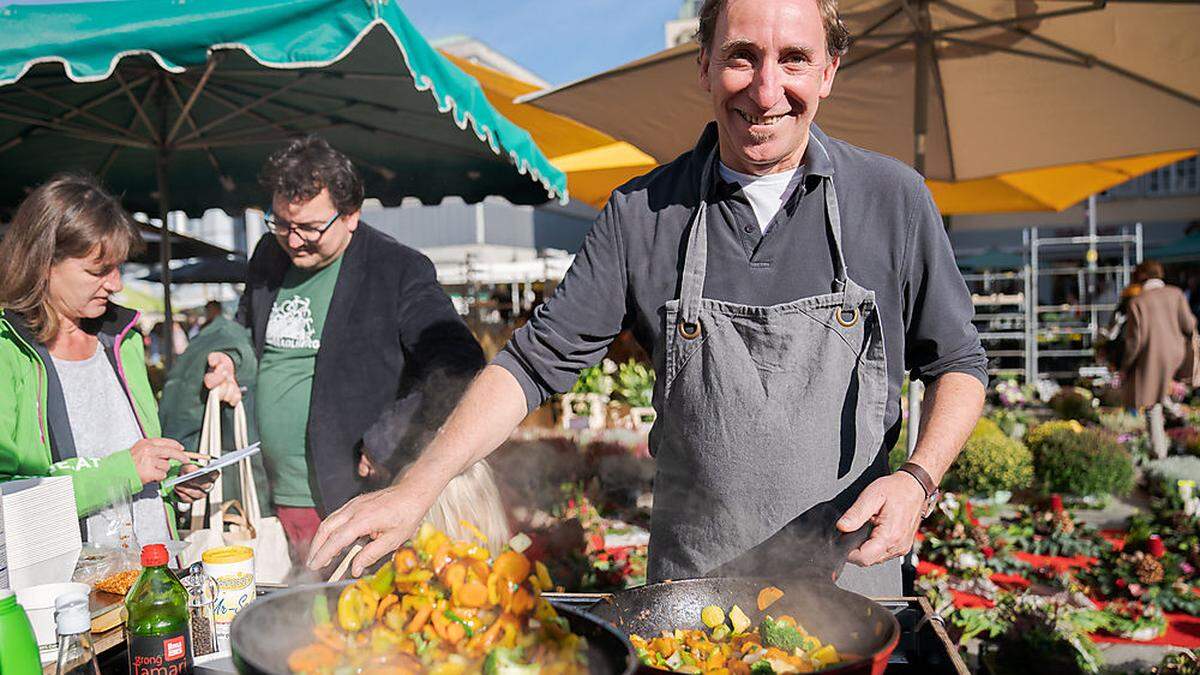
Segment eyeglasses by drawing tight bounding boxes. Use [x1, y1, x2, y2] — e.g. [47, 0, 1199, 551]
[264, 209, 339, 242]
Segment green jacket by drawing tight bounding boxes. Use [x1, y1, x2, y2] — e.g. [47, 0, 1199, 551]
[0, 306, 179, 525]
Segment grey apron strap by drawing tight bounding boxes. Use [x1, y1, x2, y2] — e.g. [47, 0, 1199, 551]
[678, 150, 868, 324]
[678, 148, 717, 334]
[822, 177, 870, 316]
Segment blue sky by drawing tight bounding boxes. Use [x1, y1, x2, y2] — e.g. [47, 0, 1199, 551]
[404, 1, 684, 85]
[1, 0, 687, 86]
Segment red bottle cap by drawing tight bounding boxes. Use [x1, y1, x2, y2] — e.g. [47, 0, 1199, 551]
[141, 544, 169, 567]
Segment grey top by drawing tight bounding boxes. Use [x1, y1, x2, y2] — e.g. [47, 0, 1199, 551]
[51, 343, 170, 547]
[494, 123, 987, 442]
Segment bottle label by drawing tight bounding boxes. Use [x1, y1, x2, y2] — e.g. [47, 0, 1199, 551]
[129, 631, 192, 675]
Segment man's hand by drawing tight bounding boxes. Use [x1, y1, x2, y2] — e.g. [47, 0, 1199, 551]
[130, 438, 190, 485]
[306, 485, 427, 577]
[358, 452, 377, 479]
[204, 352, 241, 405]
[173, 463, 215, 503]
[836, 472, 927, 566]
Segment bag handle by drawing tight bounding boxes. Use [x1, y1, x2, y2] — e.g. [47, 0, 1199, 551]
[191, 392, 226, 531]
[218, 499, 258, 540]
[231, 402, 265, 529]
[193, 392, 257, 532]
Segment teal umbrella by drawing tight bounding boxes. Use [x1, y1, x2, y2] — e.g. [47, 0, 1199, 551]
[956, 248, 1024, 271]
[0, 0, 567, 364]
[1147, 232, 1200, 263]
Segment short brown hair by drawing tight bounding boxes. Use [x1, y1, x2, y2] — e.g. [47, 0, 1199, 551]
[259, 135, 364, 214]
[0, 173, 143, 343]
[696, 0, 851, 59]
[1133, 260, 1165, 284]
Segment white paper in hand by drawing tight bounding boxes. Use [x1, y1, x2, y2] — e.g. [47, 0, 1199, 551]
[164, 442, 261, 489]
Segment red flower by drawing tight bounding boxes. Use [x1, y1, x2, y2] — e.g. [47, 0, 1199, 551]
[982, 546, 995, 559]
[1116, 578, 1128, 588]
[964, 502, 980, 526]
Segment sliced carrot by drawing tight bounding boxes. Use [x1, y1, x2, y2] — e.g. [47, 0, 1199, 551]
[457, 581, 489, 608]
[494, 550, 532, 584]
[287, 643, 339, 672]
[445, 621, 467, 644]
[440, 561, 467, 590]
[376, 593, 399, 620]
[392, 548, 418, 573]
[757, 586, 785, 611]
[507, 586, 535, 616]
[405, 604, 433, 633]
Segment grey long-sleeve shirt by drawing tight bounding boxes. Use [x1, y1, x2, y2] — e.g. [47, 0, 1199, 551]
[494, 123, 987, 441]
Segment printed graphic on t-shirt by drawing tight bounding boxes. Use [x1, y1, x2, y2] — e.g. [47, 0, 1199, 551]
[266, 295, 321, 349]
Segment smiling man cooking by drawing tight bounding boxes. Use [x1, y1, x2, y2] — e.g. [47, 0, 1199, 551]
[307, 0, 986, 596]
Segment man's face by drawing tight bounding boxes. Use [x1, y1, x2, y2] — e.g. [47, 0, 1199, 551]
[270, 187, 359, 270]
[699, 0, 839, 175]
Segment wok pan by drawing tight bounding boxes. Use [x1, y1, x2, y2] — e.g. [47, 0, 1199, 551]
[230, 581, 639, 675]
[588, 576, 900, 675]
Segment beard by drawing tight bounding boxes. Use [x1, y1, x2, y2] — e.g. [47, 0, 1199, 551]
[747, 128, 775, 145]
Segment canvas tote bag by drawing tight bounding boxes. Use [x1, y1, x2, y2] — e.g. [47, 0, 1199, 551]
[179, 394, 291, 584]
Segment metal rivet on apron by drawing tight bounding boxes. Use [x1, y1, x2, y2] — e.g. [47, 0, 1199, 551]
[678, 321, 702, 339]
[835, 307, 860, 328]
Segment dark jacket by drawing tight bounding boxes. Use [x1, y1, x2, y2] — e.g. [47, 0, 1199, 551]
[238, 224, 484, 515]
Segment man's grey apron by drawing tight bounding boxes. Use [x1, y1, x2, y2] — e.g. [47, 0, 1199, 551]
[647, 147, 901, 596]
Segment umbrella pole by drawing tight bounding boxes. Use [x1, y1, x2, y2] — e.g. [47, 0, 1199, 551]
[156, 147, 175, 370]
[907, 0, 933, 456]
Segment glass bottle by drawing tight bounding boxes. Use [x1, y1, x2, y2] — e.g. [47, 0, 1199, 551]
[55, 591, 100, 675]
[125, 544, 192, 675]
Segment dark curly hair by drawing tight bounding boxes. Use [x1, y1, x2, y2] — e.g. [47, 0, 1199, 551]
[696, 0, 851, 60]
[259, 135, 364, 214]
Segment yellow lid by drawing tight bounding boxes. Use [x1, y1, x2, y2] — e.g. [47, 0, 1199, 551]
[201, 545, 254, 564]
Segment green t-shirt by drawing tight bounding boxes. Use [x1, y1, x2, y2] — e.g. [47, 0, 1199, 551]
[256, 256, 343, 507]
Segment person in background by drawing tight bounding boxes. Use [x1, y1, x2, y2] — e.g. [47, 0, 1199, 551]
[0, 173, 211, 545]
[205, 136, 500, 563]
[159, 296, 271, 514]
[1121, 260, 1198, 458]
[203, 300, 223, 327]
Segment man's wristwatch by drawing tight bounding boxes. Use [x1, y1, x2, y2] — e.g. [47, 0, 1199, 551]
[898, 461, 940, 519]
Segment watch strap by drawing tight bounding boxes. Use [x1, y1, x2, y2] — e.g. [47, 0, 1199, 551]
[899, 461, 937, 499]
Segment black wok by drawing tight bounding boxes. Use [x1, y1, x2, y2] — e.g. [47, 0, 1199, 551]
[588, 577, 900, 675]
[230, 581, 638, 675]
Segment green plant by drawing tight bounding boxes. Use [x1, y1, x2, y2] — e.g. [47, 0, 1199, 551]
[570, 362, 614, 397]
[1024, 419, 1085, 449]
[613, 359, 655, 408]
[990, 409, 1035, 439]
[979, 594, 1104, 675]
[1049, 387, 1098, 422]
[1098, 410, 1146, 435]
[1030, 427, 1134, 497]
[948, 427, 1034, 496]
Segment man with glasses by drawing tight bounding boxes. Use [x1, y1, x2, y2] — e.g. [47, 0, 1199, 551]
[205, 135, 486, 562]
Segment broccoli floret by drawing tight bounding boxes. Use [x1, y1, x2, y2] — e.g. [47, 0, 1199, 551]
[750, 660, 776, 675]
[760, 618, 805, 652]
[483, 648, 538, 675]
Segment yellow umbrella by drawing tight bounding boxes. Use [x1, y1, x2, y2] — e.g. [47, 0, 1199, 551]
[443, 53, 657, 209]
[929, 149, 1198, 215]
